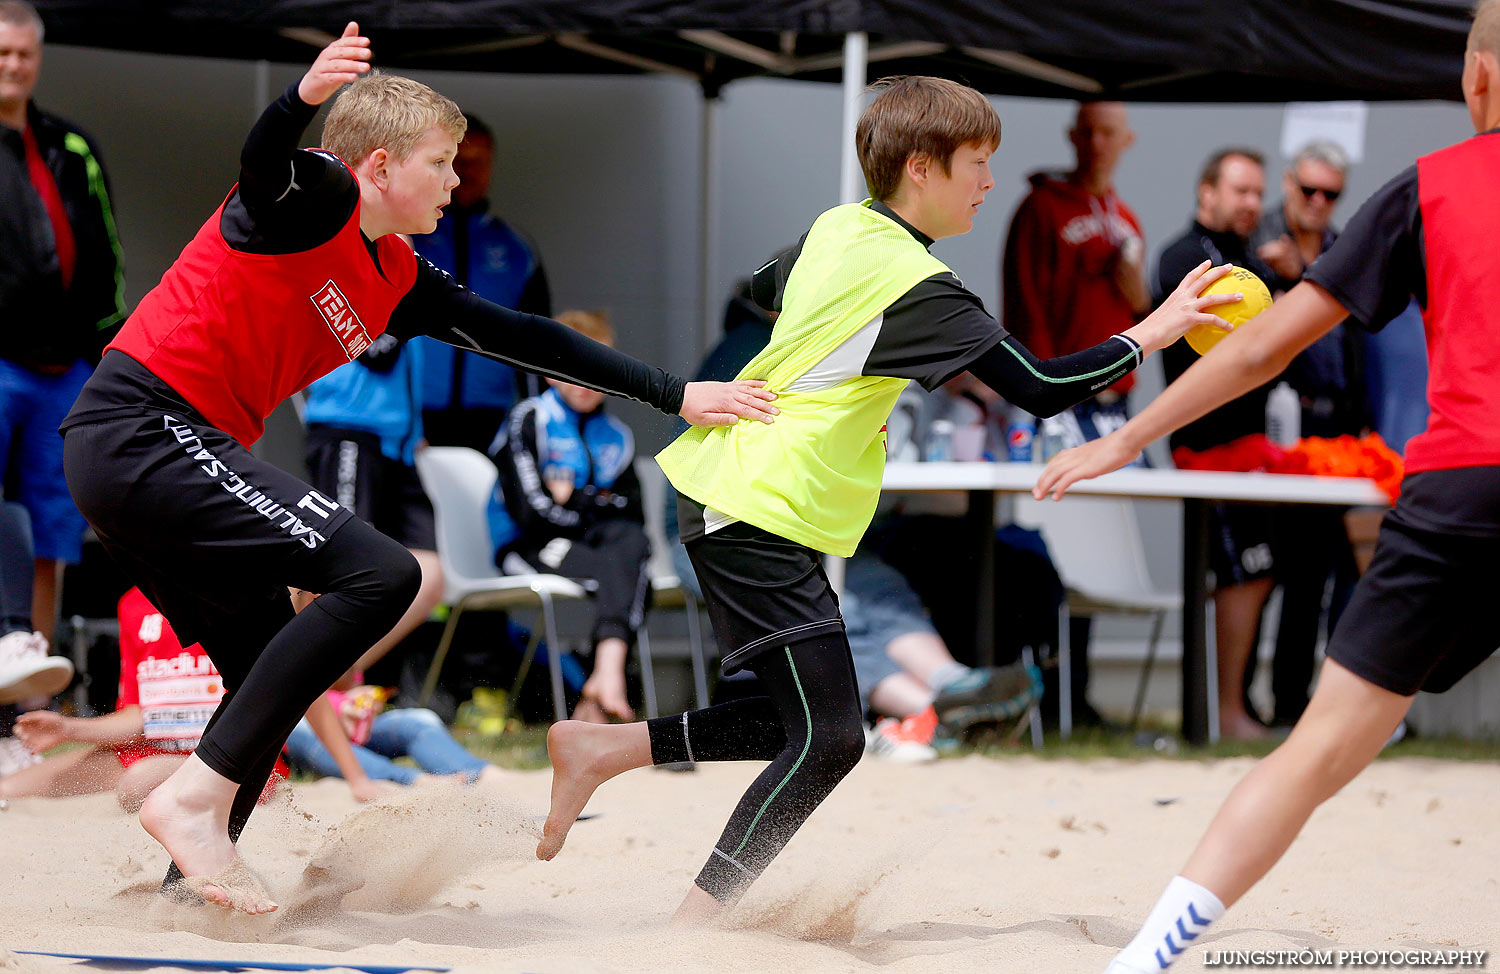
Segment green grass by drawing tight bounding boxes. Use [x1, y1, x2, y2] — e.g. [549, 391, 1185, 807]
[451, 724, 552, 770]
[419, 716, 1500, 773]
[961, 719, 1500, 762]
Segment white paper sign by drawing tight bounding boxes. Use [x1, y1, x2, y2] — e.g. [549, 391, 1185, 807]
[1281, 101, 1367, 164]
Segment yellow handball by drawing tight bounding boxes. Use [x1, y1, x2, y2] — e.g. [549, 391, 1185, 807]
[1184, 265, 1273, 355]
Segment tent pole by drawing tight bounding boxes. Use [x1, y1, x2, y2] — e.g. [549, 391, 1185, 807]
[838, 32, 868, 203]
[698, 92, 722, 357]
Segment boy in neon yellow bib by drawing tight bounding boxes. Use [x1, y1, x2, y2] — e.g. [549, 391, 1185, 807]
[537, 77, 1238, 921]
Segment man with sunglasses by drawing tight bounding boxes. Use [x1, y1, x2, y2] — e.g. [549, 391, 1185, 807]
[1254, 140, 1349, 294]
[1252, 140, 1368, 728]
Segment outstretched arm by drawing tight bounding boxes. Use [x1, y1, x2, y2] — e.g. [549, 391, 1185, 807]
[388, 258, 778, 426]
[13, 705, 144, 751]
[961, 261, 1239, 416]
[1033, 281, 1349, 500]
[304, 695, 387, 803]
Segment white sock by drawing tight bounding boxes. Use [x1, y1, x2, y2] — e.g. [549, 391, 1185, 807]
[926, 661, 971, 692]
[1110, 875, 1225, 972]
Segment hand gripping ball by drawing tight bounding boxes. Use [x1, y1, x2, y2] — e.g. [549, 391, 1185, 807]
[1184, 265, 1273, 355]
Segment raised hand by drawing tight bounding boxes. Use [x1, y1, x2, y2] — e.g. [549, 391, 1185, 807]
[298, 22, 372, 107]
[679, 380, 779, 427]
[1134, 261, 1241, 351]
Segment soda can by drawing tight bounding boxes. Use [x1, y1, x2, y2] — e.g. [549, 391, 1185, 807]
[1006, 411, 1036, 462]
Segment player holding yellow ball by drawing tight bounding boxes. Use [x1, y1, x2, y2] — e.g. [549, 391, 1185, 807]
[1184, 265, 1274, 354]
[1039, 4, 1500, 968]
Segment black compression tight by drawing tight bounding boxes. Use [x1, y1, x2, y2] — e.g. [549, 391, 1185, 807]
[646, 632, 865, 902]
[161, 518, 419, 891]
[191, 517, 420, 785]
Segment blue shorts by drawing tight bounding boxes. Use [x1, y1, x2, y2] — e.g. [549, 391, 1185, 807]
[844, 554, 936, 707]
[0, 359, 90, 562]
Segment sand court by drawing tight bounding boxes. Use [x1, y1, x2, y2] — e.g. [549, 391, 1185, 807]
[2, 755, 1494, 973]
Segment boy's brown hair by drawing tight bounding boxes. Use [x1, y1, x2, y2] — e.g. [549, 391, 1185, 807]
[556, 310, 614, 347]
[323, 71, 467, 166]
[856, 76, 1002, 202]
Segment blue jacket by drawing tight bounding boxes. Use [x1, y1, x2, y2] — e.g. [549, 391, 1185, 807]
[410, 204, 550, 413]
[303, 335, 424, 465]
[487, 388, 640, 555]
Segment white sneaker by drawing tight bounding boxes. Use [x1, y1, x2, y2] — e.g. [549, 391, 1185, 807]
[0, 735, 40, 778]
[0, 631, 73, 705]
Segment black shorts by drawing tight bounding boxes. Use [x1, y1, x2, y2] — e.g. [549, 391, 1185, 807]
[681, 502, 844, 675]
[305, 426, 436, 551]
[1327, 505, 1500, 696]
[1207, 501, 1275, 589]
[63, 409, 357, 646]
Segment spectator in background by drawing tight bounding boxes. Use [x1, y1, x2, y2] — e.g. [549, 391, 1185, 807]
[845, 555, 1039, 763]
[488, 311, 651, 724]
[1252, 141, 1349, 294]
[1251, 140, 1365, 726]
[410, 113, 551, 452]
[1157, 147, 1276, 739]
[0, 500, 72, 776]
[1359, 299, 1429, 455]
[1003, 101, 1150, 442]
[302, 329, 445, 686]
[0, 0, 126, 646]
[284, 683, 504, 787]
[1001, 100, 1149, 728]
[0, 588, 383, 807]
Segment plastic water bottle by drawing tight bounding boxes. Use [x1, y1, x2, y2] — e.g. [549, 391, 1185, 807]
[1265, 381, 1301, 446]
[1038, 415, 1068, 462]
[1005, 409, 1036, 462]
[924, 419, 955, 462]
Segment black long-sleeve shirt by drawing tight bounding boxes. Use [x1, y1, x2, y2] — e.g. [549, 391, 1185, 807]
[752, 201, 1142, 418]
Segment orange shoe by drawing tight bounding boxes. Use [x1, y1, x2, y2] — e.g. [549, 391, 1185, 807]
[864, 706, 939, 763]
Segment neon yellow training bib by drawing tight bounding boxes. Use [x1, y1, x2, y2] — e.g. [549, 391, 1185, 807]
[658, 201, 950, 556]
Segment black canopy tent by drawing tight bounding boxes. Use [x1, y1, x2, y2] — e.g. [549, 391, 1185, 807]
[37, 1, 1472, 103]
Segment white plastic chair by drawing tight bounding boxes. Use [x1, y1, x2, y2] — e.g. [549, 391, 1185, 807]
[635, 458, 711, 711]
[415, 446, 590, 722]
[1012, 495, 1183, 739]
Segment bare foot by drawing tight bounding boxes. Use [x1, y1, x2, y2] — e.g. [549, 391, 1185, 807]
[139, 756, 278, 914]
[537, 719, 650, 860]
[1220, 712, 1271, 741]
[181, 858, 277, 915]
[571, 696, 609, 724]
[580, 673, 635, 722]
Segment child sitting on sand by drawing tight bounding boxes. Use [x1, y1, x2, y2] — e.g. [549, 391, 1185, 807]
[285, 684, 504, 787]
[0, 588, 386, 808]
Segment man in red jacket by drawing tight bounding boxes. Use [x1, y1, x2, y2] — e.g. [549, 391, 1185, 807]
[1002, 101, 1151, 425]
